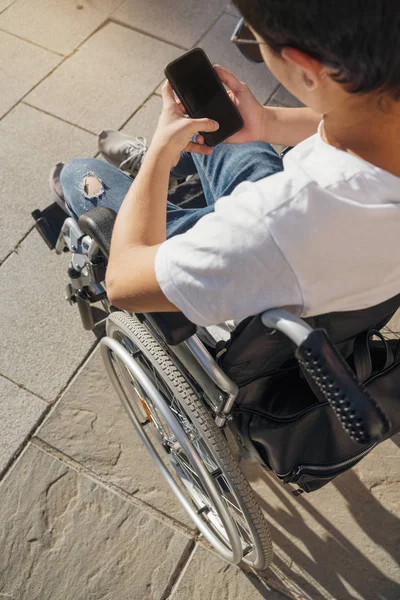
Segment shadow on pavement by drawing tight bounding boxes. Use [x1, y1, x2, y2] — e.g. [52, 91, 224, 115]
[241, 442, 400, 600]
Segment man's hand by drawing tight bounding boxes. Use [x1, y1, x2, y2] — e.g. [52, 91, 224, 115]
[215, 65, 322, 147]
[151, 81, 219, 168]
[213, 65, 271, 144]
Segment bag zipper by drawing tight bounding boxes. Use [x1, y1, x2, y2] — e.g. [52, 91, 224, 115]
[234, 402, 324, 423]
[281, 443, 376, 481]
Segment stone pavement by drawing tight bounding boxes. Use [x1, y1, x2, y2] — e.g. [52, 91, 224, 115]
[0, 1, 399, 598]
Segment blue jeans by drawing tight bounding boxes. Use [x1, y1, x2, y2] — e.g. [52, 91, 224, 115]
[60, 142, 283, 238]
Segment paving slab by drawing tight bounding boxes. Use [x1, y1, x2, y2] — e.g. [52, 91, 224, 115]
[198, 13, 278, 104]
[0, 30, 60, 118]
[122, 94, 162, 142]
[384, 308, 400, 338]
[269, 85, 304, 108]
[113, 0, 228, 49]
[0, 229, 94, 401]
[170, 544, 287, 599]
[27, 22, 181, 134]
[240, 437, 400, 600]
[38, 347, 194, 527]
[0, 376, 48, 476]
[0, 0, 125, 55]
[225, 2, 240, 17]
[0, 0, 15, 12]
[0, 103, 96, 262]
[0, 443, 191, 600]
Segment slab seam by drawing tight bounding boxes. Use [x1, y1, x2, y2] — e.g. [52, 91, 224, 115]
[195, 534, 301, 600]
[0, 404, 51, 480]
[0, 372, 49, 404]
[159, 538, 197, 600]
[0, 54, 67, 124]
[267, 565, 310, 600]
[0, 224, 35, 268]
[0, 343, 98, 483]
[193, 8, 229, 47]
[0, 16, 115, 125]
[0, 26, 65, 56]
[118, 91, 163, 132]
[265, 82, 282, 106]
[22, 101, 98, 136]
[108, 17, 189, 51]
[161, 540, 198, 599]
[31, 437, 197, 538]
[0, 0, 17, 15]
[40, 338, 99, 408]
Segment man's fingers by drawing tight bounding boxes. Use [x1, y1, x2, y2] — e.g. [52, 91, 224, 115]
[177, 102, 186, 115]
[214, 65, 245, 93]
[192, 117, 219, 133]
[161, 80, 176, 105]
[185, 141, 213, 155]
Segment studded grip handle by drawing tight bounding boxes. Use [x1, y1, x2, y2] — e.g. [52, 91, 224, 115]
[295, 329, 390, 444]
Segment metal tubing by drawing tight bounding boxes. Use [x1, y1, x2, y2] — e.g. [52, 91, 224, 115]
[87, 239, 101, 263]
[100, 336, 243, 564]
[261, 309, 313, 346]
[184, 336, 239, 414]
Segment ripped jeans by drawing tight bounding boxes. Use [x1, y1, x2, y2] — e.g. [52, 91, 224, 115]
[60, 141, 283, 238]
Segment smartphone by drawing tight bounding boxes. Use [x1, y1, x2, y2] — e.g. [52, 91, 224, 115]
[164, 48, 243, 146]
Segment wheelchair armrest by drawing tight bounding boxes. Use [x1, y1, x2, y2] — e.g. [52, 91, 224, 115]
[145, 312, 197, 346]
[78, 207, 117, 260]
[77, 208, 196, 345]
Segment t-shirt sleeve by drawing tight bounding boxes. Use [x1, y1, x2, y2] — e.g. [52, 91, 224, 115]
[155, 180, 304, 326]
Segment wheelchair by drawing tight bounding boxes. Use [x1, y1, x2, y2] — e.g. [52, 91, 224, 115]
[32, 196, 400, 571]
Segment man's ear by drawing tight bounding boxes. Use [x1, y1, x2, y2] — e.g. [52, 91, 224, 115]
[281, 47, 325, 90]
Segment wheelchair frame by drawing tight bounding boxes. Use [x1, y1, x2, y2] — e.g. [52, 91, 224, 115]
[31, 202, 391, 568]
[51, 210, 389, 441]
[54, 214, 314, 430]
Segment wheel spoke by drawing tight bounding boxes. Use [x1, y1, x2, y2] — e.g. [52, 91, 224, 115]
[221, 493, 242, 514]
[221, 493, 253, 542]
[174, 452, 203, 483]
[108, 323, 271, 568]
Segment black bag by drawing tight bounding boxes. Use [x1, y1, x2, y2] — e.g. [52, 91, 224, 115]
[229, 330, 400, 493]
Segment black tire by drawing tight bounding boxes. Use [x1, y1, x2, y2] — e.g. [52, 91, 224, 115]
[106, 312, 273, 569]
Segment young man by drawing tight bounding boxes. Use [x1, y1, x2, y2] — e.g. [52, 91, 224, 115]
[57, 0, 400, 328]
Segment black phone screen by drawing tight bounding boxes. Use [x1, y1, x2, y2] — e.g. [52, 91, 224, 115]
[165, 49, 243, 146]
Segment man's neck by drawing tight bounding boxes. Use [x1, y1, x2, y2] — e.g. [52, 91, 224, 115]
[321, 94, 400, 177]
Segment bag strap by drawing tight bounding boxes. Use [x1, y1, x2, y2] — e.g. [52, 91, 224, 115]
[353, 329, 394, 383]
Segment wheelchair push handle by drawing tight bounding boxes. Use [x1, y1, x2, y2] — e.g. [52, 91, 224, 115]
[261, 310, 390, 445]
[295, 329, 390, 444]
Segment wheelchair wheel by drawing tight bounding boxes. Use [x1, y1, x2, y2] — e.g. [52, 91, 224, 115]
[102, 312, 273, 570]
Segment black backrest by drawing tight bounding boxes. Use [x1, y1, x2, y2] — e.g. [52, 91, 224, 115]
[221, 294, 400, 385]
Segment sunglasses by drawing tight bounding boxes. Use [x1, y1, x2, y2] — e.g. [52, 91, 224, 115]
[231, 18, 265, 63]
[231, 17, 339, 69]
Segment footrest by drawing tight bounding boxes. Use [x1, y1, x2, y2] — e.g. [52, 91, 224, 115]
[32, 202, 68, 250]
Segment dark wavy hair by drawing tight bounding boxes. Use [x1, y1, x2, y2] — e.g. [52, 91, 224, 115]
[233, 0, 400, 99]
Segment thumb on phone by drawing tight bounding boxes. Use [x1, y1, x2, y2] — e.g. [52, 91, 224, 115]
[192, 117, 219, 133]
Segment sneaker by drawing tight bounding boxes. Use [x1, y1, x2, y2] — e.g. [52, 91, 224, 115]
[49, 162, 67, 212]
[98, 130, 148, 177]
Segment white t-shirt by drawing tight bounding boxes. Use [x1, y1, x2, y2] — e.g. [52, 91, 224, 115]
[155, 124, 400, 327]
